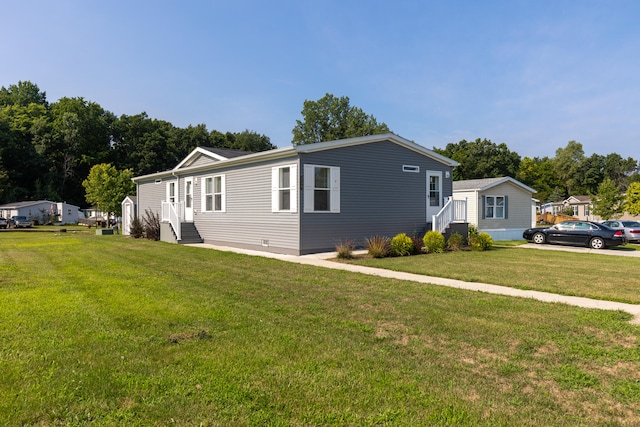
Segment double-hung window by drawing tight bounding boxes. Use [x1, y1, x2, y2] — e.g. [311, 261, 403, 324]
[202, 175, 225, 212]
[484, 195, 506, 219]
[272, 165, 297, 212]
[303, 165, 340, 213]
[167, 182, 176, 203]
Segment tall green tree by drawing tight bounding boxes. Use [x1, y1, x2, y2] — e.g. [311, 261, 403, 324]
[434, 138, 521, 181]
[625, 182, 640, 216]
[591, 177, 625, 220]
[0, 81, 48, 107]
[516, 156, 560, 203]
[553, 141, 585, 197]
[291, 93, 389, 145]
[82, 163, 135, 217]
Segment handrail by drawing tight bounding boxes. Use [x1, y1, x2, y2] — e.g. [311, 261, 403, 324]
[432, 197, 466, 233]
[161, 201, 183, 241]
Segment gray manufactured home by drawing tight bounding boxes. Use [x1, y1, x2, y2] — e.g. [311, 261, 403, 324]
[131, 133, 460, 255]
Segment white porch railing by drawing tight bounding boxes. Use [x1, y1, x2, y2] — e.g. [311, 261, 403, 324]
[432, 197, 467, 234]
[161, 201, 184, 241]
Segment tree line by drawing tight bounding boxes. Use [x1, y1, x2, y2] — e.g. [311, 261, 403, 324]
[2, 85, 639, 216]
[0, 81, 275, 207]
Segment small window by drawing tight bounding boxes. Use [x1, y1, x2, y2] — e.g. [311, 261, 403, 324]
[485, 196, 505, 219]
[202, 175, 225, 212]
[403, 165, 420, 173]
[167, 182, 176, 203]
[272, 165, 297, 212]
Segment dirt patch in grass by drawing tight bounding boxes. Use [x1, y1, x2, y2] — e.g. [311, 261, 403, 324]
[168, 329, 211, 343]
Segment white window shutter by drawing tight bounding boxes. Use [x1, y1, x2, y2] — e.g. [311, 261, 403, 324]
[330, 167, 340, 213]
[220, 174, 226, 213]
[290, 164, 298, 213]
[271, 167, 279, 212]
[303, 164, 314, 213]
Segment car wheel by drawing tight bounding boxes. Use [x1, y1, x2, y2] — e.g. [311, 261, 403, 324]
[589, 237, 605, 249]
[532, 232, 546, 244]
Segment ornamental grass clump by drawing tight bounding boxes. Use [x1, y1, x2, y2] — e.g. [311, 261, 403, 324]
[423, 230, 445, 254]
[446, 232, 464, 251]
[390, 233, 413, 257]
[366, 235, 390, 258]
[335, 240, 355, 259]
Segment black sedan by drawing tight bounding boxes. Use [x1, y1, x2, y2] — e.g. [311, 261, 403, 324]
[523, 220, 626, 249]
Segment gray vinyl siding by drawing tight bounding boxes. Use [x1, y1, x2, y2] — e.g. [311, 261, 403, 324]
[136, 178, 167, 218]
[477, 182, 532, 230]
[189, 158, 300, 253]
[185, 154, 219, 169]
[299, 140, 453, 254]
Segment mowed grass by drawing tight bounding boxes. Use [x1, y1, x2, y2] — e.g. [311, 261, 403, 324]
[1, 233, 640, 425]
[349, 245, 640, 304]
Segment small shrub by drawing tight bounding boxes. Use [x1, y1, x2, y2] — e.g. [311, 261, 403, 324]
[468, 224, 478, 238]
[366, 235, 390, 258]
[447, 232, 464, 251]
[423, 231, 445, 254]
[390, 233, 413, 256]
[335, 240, 355, 259]
[469, 232, 493, 251]
[410, 232, 424, 255]
[143, 209, 160, 241]
[129, 216, 144, 238]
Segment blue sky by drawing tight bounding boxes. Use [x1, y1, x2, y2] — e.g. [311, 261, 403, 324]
[2, 1, 639, 159]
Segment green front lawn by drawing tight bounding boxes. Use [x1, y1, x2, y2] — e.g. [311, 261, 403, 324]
[1, 233, 640, 425]
[348, 245, 640, 304]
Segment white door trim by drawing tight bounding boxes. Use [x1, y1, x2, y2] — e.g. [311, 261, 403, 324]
[184, 177, 194, 222]
[426, 171, 443, 221]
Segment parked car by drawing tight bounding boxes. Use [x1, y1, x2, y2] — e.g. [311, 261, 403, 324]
[523, 220, 626, 249]
[11, 215, 34, 228]
[600, 220, 640, 244]
[0, 217, 7, 229]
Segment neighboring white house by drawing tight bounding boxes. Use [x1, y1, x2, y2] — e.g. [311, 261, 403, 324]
[452, 177, 537, 240]
[0, 200, 81, 224]
[121, 196, 137, 235]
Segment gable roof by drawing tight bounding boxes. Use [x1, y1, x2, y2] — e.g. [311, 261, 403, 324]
[564, 195, 591, 204]
[175, 147, 254, 169]
[453, 177, 536, 193]
[133, 133, 458, 182]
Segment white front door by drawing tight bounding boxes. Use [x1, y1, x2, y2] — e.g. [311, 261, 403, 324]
[426, 171, 443, 221]
[184, 177, 193, 221]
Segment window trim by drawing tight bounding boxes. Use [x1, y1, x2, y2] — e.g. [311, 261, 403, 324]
[402, 165, 420, 173]
[272, 164, 298, 213]
[303, 164, 340, 213]
[482, 195, 508, 219]
[201, 174, 226, 213]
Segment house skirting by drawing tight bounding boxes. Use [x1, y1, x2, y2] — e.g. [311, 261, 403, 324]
[480, 228, 526, 241]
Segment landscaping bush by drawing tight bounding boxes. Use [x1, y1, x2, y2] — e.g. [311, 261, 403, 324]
[469, 232, 493, 251]
[446, 232, 464, 251]
[335, 240, 355, 259]
[410, 232, 424, 255]
[468, 223, 478, 238]
[423, 230, 445, 254]
[390, 233, 413, 256]
[143, 209, 160, 241]
[366, 235, 390, 258]
[129, 216, 144, 238]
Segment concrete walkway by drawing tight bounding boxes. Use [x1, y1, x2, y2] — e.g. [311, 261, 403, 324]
[186, 243, 640, 325]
